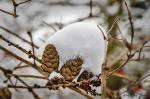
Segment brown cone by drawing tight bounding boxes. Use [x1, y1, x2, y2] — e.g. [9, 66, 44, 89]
[41, 44, 59, 75]
[0, 88, 11, 99]
[60, 57, 83, 81]
[77, 70, 93, 82]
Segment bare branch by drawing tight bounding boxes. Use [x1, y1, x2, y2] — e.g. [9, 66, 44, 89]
[0, 26, 39, 49]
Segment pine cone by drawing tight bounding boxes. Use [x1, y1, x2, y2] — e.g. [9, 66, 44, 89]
[77, 70, 93, 82]
[41, 44, 59, 74]
[60, 57, 83, 81]
[0, 88, 11, 99]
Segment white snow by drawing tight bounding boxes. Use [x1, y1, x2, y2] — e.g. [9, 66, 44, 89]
[44, 22, 107, 75]
[48, 71, 63, 80]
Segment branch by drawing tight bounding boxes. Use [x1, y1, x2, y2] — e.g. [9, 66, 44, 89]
[0, 64, 42, 99]
[0, 35, 42, 65]
[0, 26, 39, 49]
[10, 0, 32, 17]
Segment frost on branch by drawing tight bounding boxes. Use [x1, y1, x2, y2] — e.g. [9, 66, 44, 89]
[40, 22, 107, 81]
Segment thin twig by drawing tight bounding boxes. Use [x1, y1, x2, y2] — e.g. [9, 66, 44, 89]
[11, 0, 17, 17]
[0, 26, 39, 49]
[89, 0, 93, 17]
[107, 18, 120, 35]
[0, 35, 42, 65]
[107, 41, 148, 77]
[69, 87, 93, 99]
[97, 25, 108, 41]
[17, 0, 32, 5]
[110, 73, 133, 83]
[13, 65, 32, 70]
[138, 41, 148, 60]
[11, 74, 48, 80]
[8, 85, 93, 99]
[10, 0, 32, 17]
[43, 21, 57, 32]
[0, 9, 17, 17]
[125, 1, 134, 55]
[27, 31, 36, 67]
[116, 24, 131, 50]
[14, 74, 41, 99]
[0, 64, 41, 99]
[0, 45, 43, 74]
[107, 48, 128, 68]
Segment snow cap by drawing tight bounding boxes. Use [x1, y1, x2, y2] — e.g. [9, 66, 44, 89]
[47, 22, 107, 75]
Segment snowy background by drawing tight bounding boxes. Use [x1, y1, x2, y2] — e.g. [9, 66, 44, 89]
[0, 0, 150, 99]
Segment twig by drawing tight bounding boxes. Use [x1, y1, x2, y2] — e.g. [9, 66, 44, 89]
[116, 24, 131, 50]
[110, 73, 133, 83]
[125, 1, 134, 55]
[0, 35, 53, 77]
[0, 9, 17, 17]
[0, 65, 18, 91]
[101, 65, 107, 99]
[11, 74, 48, 80]
[107, 48, 128, 68]
[11, 0, 17, 17]
[17, 0, 32, 5]
[0, 26, 39, 49]
[43, 21, 57, 32]
[8, 85, 93, 99]
[14, 74, 41, 99]
[0, 35, 42, 65]
[107, 41, 148, 77]
[13, 65, 31, 70]
[138, 41, 148, 60]
[144, 45, 150, 47]
[69, 87, 93, 99]
[0, 64, 41, 99]
[10, 0, 32, 17]
[89, 0, 93, 17]
[27, 31, 36, 67]
[97, 25, 108, 41]
[107, 18, 120, 35]
[0, 45, 43, 74]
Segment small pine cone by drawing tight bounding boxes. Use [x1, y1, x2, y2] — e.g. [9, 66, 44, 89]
[41, 44, 59, 74]
[60, 57, 83, 81]
[46, 77, 65, 86]
[0, 88, 11, 99]
[77, 70, 93, 82]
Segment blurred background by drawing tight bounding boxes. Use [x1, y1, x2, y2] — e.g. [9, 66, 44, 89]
[0, 0, 150, 99]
